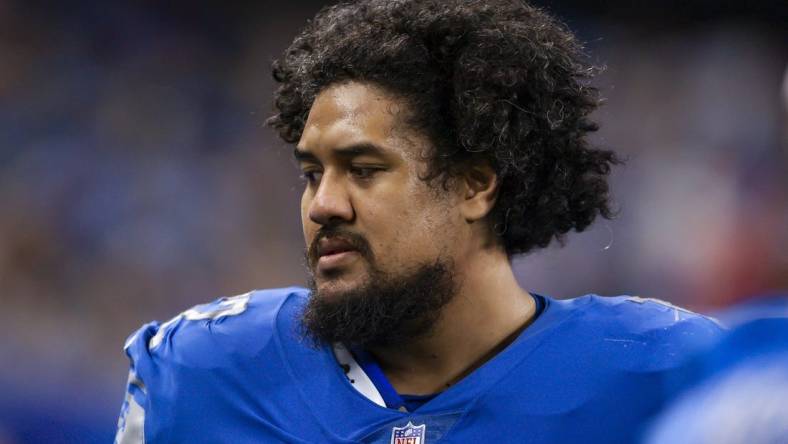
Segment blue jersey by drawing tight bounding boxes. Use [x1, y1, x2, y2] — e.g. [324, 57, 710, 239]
[115, 288, 721, 443]
[645, 295, 788, 444]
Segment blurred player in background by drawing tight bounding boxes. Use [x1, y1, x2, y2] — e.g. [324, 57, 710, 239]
[115, 1, 722, 442]
[644, 300, 788, 444]
[643, 67, 788, 444]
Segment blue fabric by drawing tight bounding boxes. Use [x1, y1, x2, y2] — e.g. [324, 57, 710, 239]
[400, 393, 438, 413]
[353, 348, 405, 410]
[644, 296, 788, 444]
[117, 288, 723, 443]
[356, 293, 547, 412]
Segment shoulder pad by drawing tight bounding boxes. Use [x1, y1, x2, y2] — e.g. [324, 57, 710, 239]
[116, 287, 308, 442]
[565, 294, 725, 372]
[125, 287, 306, 367]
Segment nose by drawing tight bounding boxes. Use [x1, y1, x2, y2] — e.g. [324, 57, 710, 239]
[308, 172, 354, 226]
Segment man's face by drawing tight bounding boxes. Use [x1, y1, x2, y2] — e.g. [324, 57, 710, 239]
[297, 81, 464, 298]
[295, 82, 466, 345]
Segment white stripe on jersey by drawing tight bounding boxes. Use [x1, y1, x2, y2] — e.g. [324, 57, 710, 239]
[332, 343, 386, 407]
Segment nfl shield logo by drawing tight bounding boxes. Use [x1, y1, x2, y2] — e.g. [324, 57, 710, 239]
[390, 421, 426, 444]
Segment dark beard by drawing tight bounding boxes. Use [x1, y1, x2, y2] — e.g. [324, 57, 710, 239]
[300, 259, 456, 349]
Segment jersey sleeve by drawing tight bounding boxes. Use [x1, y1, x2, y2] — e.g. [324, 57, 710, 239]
[113, 291, 256, 443]
[115, 322, 159, 444]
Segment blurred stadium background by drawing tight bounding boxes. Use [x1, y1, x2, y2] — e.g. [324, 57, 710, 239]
[0, 0, 785, 442]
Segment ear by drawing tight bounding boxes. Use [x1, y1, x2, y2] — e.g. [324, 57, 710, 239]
[458, 163, 499, 223]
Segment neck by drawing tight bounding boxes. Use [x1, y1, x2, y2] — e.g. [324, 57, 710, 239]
[368, 247, 535, 395]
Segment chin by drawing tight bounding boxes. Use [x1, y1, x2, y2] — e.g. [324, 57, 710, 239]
[312, 275, 364, 301]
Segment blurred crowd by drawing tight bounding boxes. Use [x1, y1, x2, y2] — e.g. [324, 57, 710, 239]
[0, 1, 785, 442]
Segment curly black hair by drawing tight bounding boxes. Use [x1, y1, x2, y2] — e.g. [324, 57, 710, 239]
[268, 0, 620, 257]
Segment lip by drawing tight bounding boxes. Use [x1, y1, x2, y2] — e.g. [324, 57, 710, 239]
[317, 250, 359, 272]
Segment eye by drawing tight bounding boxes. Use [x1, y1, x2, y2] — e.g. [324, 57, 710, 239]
[349, 165, 383, 180]
[300, 169, 323, 185]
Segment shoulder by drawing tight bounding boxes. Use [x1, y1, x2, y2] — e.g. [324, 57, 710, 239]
[547, 294, 725, 370]
[116, 287, 312, 442]
[556, 294, 722, 333]
[124, 287, 309, 374]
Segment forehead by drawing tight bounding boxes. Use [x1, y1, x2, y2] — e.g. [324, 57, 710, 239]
[297, 82, 420, 153]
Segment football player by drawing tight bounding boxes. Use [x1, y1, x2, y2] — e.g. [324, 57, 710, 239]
[644, 295, 788, 444]
[115, 1, 722, 442]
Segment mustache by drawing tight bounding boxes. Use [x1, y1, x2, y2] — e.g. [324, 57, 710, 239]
[307, 226, 374, 268]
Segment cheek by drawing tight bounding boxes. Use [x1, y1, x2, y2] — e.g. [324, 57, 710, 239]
[422, 208, 463, 251]
[378, 195, 460, 260]
[412, 189, 467, 252]
[358, 194, 415, 261]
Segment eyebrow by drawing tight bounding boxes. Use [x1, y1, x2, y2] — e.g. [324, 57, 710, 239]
[293, 143, 388, 163]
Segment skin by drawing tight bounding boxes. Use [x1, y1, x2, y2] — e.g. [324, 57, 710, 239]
[296, 81, 536, 395]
